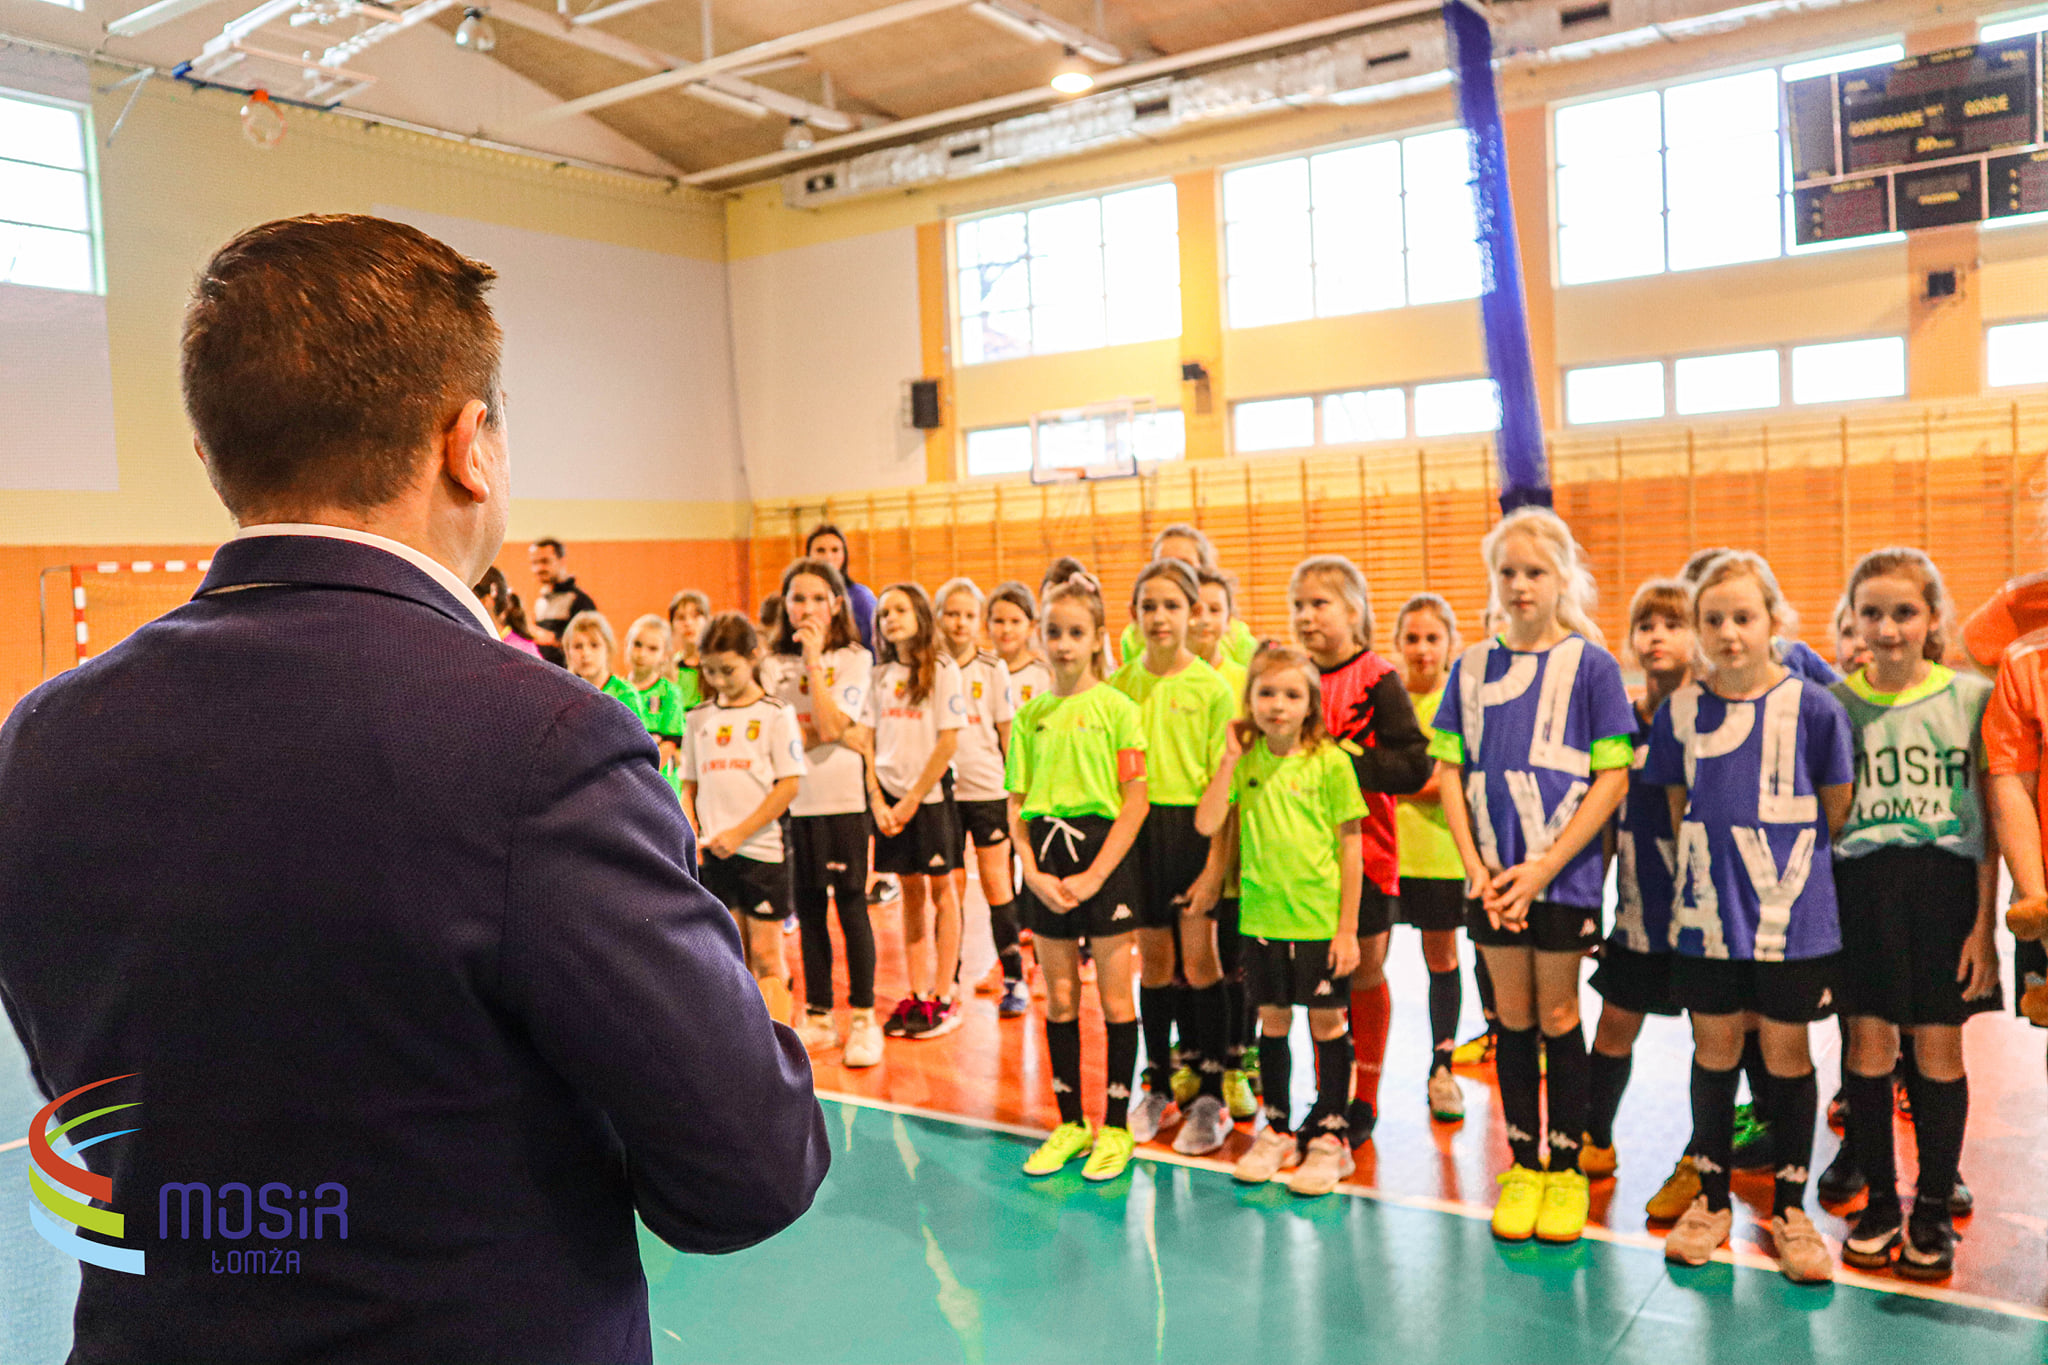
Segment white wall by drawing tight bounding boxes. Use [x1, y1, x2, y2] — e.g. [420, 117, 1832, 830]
[381, 207, 748, 506]
[728, 226, 925, 502]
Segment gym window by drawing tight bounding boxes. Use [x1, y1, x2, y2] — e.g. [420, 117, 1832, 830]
[1220, 127, 1482, 331]
[1988, 320, 2048, 388]
[1563, 338, 1904, 424]
[0, 90, 99, 294]
[954, 183, 1180, 366]
[961, 410, 1185, 479]
[1552, 44, 1903, 287]
[1230, 378, 1499, 453]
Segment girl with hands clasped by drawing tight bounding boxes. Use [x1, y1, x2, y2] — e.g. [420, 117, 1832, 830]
[1007, 577, 1150, 1183]
[862, 584, 969, 1041]
[1431, 509, 1635, 1247]
[1829, 548, 1997, 1283]
[761, 558, 884, 1066]
[680, 613, 808, 1026]
[1199, 645, 1366, 1198]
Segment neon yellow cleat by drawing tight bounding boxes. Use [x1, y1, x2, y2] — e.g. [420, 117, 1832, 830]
[1492, 1164, 1545, 1241]
[1022, 1121, 1094, 1176]
[1536, 1169, 1590, 1243]
[1223, 1069, 1259, 1121]
[1450, 1030, 1496, 1069]
[1081, 1125, 1136, 1182]
[1170, 1066, 1200, 1107]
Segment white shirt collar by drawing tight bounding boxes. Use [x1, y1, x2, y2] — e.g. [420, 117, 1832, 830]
[234, 523, 500, 637]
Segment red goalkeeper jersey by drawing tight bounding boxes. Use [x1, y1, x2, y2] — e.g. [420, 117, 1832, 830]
[1315, 648, 1431, 898]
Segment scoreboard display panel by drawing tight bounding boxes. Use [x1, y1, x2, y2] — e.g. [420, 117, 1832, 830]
[1789, 36, 2048, 244]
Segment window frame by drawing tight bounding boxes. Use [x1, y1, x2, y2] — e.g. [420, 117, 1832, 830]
[957, 407, 1188, 481]
[0, 85, 104, 296]
[1227, 377, 1504, 454]
[1218, 122, 1482, 331]
[1561, 335, 1912, 424]
[949, 181, 1181, 368]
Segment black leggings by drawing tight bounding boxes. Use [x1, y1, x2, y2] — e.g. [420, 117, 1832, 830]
[792, 815, 876, 1011]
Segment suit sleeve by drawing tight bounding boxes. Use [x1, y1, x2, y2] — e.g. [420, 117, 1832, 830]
[1349, 671, 1430, 795]
[501, 694, 829, 1254]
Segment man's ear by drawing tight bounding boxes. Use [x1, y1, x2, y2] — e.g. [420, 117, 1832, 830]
[441, 400, 493, 503]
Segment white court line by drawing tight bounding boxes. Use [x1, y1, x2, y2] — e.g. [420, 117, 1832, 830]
[0, 1136, 28, 1154]
[818, 1088, 2048, 1326]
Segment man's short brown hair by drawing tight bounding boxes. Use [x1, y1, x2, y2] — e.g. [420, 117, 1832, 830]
[182, 214, 501, 519]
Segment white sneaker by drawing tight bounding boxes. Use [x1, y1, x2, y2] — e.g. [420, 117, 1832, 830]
[794, 1011, 837, 1053]
[1129, 1091, 1178, 1144]
[1428, 1068, 1465, 1122]
[1172, 1094, 1232, 1156]
[1232, 1127, 1301, 1183]
[842, 1010, 883, 1068]
[1286, 1134, 1356, 1196]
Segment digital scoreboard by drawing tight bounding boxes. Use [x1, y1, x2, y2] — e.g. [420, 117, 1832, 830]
[1787, 36, 2047, 244]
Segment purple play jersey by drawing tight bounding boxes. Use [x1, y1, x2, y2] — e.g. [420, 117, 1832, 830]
[1431, 635, 1636, 910]
[1643, 676, 1855, 962]
[1613, 707, 1676, 954]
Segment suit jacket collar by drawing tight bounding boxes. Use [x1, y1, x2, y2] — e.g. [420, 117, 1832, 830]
[198, 534, 497, 639]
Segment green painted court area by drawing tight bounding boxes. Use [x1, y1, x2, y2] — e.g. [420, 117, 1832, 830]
[641, 1100, 2048, 1365]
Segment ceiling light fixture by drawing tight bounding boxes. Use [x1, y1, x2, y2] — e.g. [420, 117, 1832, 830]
[782, 117, 815, 151]
[1050, 47, 1093, 94]
[453, 6, 496, 52]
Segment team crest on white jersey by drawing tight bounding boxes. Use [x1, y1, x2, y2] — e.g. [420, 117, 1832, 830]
[715, 725, 732, 746]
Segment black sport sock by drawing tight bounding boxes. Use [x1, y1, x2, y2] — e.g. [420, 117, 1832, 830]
[1473, 952, 1498, 1025]
[1139, 984, 1177, 1091]
[1496, 1026, 1543, 1169]
[1543, 1026, 1590, 1173]
[1768, 1069, 1818, 1218]
[1046, 1019, 1084, 1126]
[1222, 977, 1248, 1067]
[1586, 1048, 1634, 1150]
[989, 893, 1023, 984]
[1306, 1032, 1354, 1142]
[1909, 1071, 1968, 1211]
[1187, 983, 1228, 1099]
[1104, 1020, 1140, 1129]
[1844, 1069, 1900, 1215]
[1691, 1061, 1741, 1212]
[1260, 1030, 1293, 1131]
[1428, 967, 1461, 1068]
[1740, 1027, 1769, 1105]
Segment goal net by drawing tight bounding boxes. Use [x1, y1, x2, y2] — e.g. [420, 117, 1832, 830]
[39, 560, 212, 680]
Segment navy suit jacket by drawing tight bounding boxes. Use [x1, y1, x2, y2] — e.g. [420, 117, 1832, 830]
[0, 535, 830, 1364]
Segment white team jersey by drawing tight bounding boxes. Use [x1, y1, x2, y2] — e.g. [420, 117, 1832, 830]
[761, 647, 872, 818]
[862, 655, 966, 803]
[951, 650, 1015, 802]
[1005, 657, 1053, 711]
[680, 697, 807, 861]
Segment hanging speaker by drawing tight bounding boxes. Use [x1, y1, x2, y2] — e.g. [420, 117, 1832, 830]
[907, 379, 943, 430]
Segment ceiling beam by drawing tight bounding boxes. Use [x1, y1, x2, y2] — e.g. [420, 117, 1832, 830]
[679, 0, 1443, 186]
[488, 0, 852, 128]
[106, 0, 230, 38]
[966, 1, 1121, 65]
[519, 0, 975, 124]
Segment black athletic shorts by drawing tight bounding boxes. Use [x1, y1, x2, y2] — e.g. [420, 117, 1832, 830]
[1356, 880, 1396, 938]
[790, 810, 869, 889]
[957, 797, 1012, 850]
[1021, 813, 1143, 940]
[1590, 941, 1681, 1016]
[1836, 845, 2001, 1025]
[700, 852, 791, 922]
[1669, 952, 1841, 1024]
[872, 786, 963, 877]
[1243, 934, 1353, 1009]
[1465, 898, 1602, 954]
[1134, 803, 1213, 928]
[1397, 877, 1464, 933]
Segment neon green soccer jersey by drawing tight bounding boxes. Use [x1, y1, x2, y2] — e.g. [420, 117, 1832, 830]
[1108, 655, 1234, 806]
[1005, 682, 1146, 821]
[1232, 736, 1369, 940]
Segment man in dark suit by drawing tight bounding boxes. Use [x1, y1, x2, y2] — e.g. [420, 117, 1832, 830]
[0, 215, 829, 1364]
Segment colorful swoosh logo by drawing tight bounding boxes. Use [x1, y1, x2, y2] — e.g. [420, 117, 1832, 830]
[27, 1074, 144, 1275]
